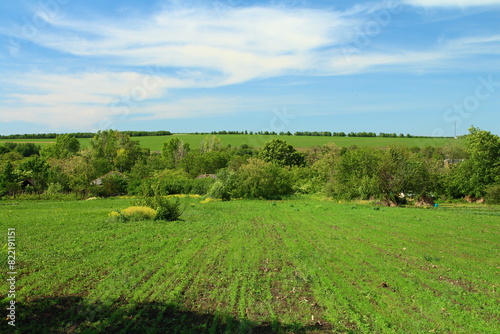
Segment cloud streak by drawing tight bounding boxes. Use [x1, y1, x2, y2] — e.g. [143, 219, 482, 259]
[404, 0, 500, 7]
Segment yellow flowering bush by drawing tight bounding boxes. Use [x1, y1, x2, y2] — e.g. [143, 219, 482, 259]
[108, 206, 157, 222]
[121, 206, 158, 220]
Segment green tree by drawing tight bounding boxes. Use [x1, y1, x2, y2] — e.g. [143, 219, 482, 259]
[0, 162, 21, 196]
[179, 150, 231, 177]
[56, 149, 99, 193]
[326, 147, 380, 200]
[162, 137, 190, 168]
[13, 143, 40, 157]
[448, 127, 500, 197]
[200, 135, 222, 153]
[258, 139, 305, 167]
[377, 147, 440, 204]
[89, 130, 143, 173]
[229, 158, 293, 199]
[42, 134, 80, 159]
[17, 156, 50, 191]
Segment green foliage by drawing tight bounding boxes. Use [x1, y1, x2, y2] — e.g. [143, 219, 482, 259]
[161, 137, 190, 168]
[377, 146, 441, 201]
[229, 158, 293, 199]
[133, 169, 214, 196]
[179, 150, 231, 177]
[323, 146, 442, 203]
[90, 130, 144, 173]
[90, 173, 128, 198]
[451, 127, 500, 197]
[45, 182, 65, 195]
[17, 156, 50, 191]
[109, 206, 158, 222]
[136, 195, 183, 221]
[12, 142, 41, 157]
[0, 161, 20, 196]
[290, 166, 323, 194]
[200, 135, 222, 153]
[485, 184, 500, 204]
[258, 139, 305, 167]
[41, 134, 80, 159]
[207, 180, 231, 200]
[325, 147, 381, 200]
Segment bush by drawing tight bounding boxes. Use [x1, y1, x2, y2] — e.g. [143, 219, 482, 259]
[485, 184, 500, 204]
[46, 182, 65, 195]
[136, 195, 184, 221]
[91, 173, 128, 197]
[229, 158, 293, 199]
[207, 180, 231, 201]
[133, 169, 215, 196]
[120, 206, 158, 220]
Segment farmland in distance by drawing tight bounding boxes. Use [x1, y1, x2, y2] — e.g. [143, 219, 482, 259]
[0, 134, 456, 151]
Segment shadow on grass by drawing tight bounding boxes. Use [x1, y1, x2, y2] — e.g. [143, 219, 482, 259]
[1, 296, 333, 333]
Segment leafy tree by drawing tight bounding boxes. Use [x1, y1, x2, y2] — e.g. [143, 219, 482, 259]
[0, 162, 21, 196]
[90, 173, 128, 197]
[179, 150, 231, 177]
[441, 140, 467, 160]
[448, 127, 500, 197]
[258, 139, 305, 167]
[228, 158, 293, 199]
[162, 137, 190, 168]
[17, 156, 50, 191]
[376, 147, 440, 204]
[325, 147, 380, 200]
[89, 130, 143, 173]
[200, 135, 222, 153]
[56, 149, 99, 193]
[13, 143, 40, 157]
[42, 134, 80, 159]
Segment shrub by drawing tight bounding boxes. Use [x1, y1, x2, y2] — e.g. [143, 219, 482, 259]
[207, 180, 231, 200]
[91, 173, 128, 197]
[121, 206, 158, 220]
[229, 158, 293, 199]
[485, 184, 500, 204]
[46, 182, 65, 195]
[108, 206, 158, 222]
[136, 195, 184, 221]
[134, 169, 215, 196]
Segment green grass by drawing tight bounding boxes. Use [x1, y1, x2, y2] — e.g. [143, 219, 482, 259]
[0, 134, 455, 151]
[131, 135, 455, 151]
[1, 196, 498, 333]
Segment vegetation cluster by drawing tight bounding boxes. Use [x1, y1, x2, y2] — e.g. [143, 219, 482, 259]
[1, 126, 499, 205]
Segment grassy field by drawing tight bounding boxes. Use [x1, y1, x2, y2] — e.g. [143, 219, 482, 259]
[1, 196, 498, 333]
[0, 135, 455, 151]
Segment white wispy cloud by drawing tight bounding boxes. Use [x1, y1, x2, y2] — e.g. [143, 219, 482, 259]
[404, 0, 500, 7]
[24, 6, 355, 85]
[1, 2, 499, 132]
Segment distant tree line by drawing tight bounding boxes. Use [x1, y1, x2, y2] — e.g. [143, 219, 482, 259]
[1, 130, 453, 139]
[200, 130, 451, 138]
[0, 131, 172, 140]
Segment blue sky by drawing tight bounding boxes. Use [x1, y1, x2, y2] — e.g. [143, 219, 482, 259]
[1, 0, 499, 136]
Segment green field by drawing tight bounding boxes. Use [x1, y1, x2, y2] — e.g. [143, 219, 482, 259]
[1, 196, 498, 333]
[0, 135, 455, 151]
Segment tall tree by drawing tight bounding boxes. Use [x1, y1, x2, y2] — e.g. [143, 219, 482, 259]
[200, 135, 222, 153]
[258, 139, 305, 167]
[42, 134, 81, 159]
[162, 137, 190, 168]
[450, 127, 500, 197]
[89, 130, 143, 173]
